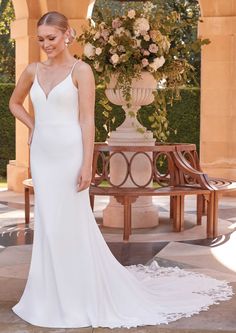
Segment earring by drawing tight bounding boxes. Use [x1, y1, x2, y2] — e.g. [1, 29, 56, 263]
[65, 37, 69, 46]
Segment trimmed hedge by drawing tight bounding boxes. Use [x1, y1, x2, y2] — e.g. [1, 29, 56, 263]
[0, 84, 200, 178]
[0, 83, 15, 179]
[139, 88, 200, 151]
[95, 87, 200, 150]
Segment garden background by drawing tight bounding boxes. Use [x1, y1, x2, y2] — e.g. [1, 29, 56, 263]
[0, 0, 200, 181]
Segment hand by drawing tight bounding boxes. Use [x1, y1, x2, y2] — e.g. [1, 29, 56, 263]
[27, 127, 34, 145]
[76, 166, 92, 192]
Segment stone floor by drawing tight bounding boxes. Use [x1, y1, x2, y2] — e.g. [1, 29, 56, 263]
[0, 188, 236, 333]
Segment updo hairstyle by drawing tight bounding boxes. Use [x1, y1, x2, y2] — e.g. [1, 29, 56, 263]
[37, 11, 76, 45]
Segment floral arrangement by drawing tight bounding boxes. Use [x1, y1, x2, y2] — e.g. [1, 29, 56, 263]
[77, 2, 208, 141]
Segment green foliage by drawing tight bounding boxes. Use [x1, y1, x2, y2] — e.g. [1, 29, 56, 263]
[0, 84, 199, 177]
[93, 0, 206, 85]
[167, 88, 200, 151]
[0, 83, 15, 177]
[79, 1, 207, 141]
[96, 86, 200, 148]
[95, 87, 125, 141]
[0, 0, 15, 83]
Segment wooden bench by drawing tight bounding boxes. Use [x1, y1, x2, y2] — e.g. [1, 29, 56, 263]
[22, 178, 34, 225]
[89, 143, 216, 241]
[23, 142, 236, 241]
[173, 145, 236, 237]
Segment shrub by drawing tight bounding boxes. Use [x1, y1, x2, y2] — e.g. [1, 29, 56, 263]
[0, 83, 15, 178]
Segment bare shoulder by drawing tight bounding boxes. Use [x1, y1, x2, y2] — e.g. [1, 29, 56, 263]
[74, 60, 94, 78]
[20, 62, 38, 82]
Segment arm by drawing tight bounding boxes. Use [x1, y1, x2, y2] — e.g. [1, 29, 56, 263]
[75, 62, 95, 192]
[9, 63, 35, 143]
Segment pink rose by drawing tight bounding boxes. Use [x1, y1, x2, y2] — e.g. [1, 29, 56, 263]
[101, 29, 110, 40]
[112, 18, 122, 29]
[142, 58, 149, 67]
[149, 43, 159, 53]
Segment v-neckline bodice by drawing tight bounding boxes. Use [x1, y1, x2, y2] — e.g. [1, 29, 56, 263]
[36, 72, 72, 100]
[34, 60, 80, 100]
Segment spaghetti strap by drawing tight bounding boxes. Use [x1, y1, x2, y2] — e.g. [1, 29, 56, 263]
[70, 59, 80, 74]
[34, 62, 38, 81]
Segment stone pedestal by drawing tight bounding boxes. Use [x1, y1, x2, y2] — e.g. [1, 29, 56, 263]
[103, 72, 159, 228]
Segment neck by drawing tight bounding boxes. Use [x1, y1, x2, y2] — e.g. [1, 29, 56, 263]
[47, 48, 74, 66]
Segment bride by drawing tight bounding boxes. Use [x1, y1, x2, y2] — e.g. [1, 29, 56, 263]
[9, 11, 233, 329]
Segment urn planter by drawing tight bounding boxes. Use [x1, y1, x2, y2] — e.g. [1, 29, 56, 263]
[103, 71, 159, 230]
[105, 71, 157, 140]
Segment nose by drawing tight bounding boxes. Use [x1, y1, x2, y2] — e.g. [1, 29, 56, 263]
[43, 40, 51, 49]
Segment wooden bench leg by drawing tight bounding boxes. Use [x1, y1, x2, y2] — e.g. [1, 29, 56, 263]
[173, 195, 184, 232]
[206, 192, 214, 238]
[170, 196, 174, 219]
[25, 187, 30, 225]
[89, 194, 95, 211]
[123, 197, 131, 242]
[213, 191, 219, 238]
[197, 194, 204, 225]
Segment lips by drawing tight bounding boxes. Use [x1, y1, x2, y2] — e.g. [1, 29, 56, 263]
[45, 49, 53, 53]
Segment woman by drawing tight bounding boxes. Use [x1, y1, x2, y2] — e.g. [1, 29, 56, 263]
[9, 11, 232, 329]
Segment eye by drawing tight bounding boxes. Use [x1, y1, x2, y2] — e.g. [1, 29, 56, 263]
[49, 37, 56, 41]
[38, 39, 44, 42]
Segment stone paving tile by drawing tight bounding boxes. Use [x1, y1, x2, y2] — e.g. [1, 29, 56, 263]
[0, 324, 92, 333]
[0, 277, 26, 302]
[93, 327, 213, 333]
[0, 245, 32, 267]
[0, 302, 93, 332]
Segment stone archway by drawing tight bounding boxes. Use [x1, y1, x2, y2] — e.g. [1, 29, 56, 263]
[7, 0, 236, 191]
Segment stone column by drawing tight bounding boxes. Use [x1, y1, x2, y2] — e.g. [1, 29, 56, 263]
[198, 0, 236, 180]
[7, 15, 40, 192]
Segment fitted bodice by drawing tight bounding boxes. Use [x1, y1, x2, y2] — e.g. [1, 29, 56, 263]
[30, 62, 80, 127]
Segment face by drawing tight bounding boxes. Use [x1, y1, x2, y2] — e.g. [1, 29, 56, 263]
[37, 25, 69, 57]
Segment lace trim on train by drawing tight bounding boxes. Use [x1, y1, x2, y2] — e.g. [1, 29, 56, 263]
[126, 260, 233, 302]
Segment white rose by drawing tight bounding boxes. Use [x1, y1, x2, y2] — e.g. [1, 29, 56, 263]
[94, 31, 101, 40]
[143, 34, 150, 41]
[108, 36, 117, 46]
[110, 54, 120, 65]
[95, 47, 102, 55]
[83, 42, 96, 59]
[127, 9, 136, 19]
[134, 18, 150, 36]
[149, 56, 165, 71]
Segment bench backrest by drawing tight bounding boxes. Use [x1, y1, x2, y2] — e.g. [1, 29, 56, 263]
[91, 143, 213, 190]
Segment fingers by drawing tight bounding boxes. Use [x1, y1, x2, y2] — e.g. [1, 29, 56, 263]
[76, 180, 91, 192]
[27, 129, 34, 145]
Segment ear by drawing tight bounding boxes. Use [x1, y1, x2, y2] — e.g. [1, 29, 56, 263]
[64, 28, 70, 39]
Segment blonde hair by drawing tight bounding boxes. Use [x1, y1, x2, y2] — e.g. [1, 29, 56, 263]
[37, 11, 76, 44]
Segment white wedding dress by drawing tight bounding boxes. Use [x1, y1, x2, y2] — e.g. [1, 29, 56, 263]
[12, 61, 233, 329]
